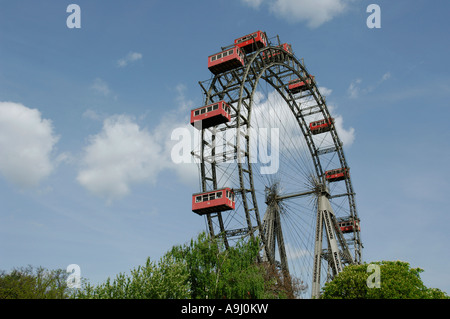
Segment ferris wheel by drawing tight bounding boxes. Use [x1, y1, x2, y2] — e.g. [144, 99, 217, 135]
[190, 31, 362, 298]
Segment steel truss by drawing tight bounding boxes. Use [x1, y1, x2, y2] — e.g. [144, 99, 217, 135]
[193, 35, 362, 298]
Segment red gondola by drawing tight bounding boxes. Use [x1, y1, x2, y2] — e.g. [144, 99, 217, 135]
[287, 76, 315, 94]
[190, 101, 231, 129]
[325, 168, 349, 182]
[262, 43, 292, 61]
[234, 30, 268, 53]
[338, 218, 360, 234]
[208, 47, 245, 75]
[309, 118, 334, 135]
[192, 188, 235, 215]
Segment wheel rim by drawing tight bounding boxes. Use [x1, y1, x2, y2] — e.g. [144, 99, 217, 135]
[193, 37, 362, 298]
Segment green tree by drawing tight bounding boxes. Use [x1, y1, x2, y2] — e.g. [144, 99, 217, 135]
[164, 232, 299, 298]
[74, 253, 190, 299]
[169, 232, 270, 299]
[75, 232, 299, 299]
[320, 260, 449, 299]
[0, 265, 70, 299]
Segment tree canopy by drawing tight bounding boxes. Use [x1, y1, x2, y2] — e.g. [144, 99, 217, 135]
[4, 238, 447, 299]
[0, 265, 70, 299]
[74, 232, 298, 299]
[320, 260, 449, 299]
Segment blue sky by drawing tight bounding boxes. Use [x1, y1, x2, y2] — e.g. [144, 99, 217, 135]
[1, 0, 449, 294]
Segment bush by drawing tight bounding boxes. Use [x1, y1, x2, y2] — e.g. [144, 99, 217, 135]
[0, 265, 70, 299]
[74, 232, 300, 299]
[320, 260, 449, 299]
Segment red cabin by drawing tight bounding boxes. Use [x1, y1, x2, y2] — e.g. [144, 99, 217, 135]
[287, 76, 315, 94]
[234, 31, 268, 53]
[309, 117, 334, 135]
[325, 168, 349, 182]
[208, 47, 245, 75]
[338, 218, 360, 234]
[192, 188, 236, 215]
[190, 100, 231, 129]
[262, 43, 292, 61]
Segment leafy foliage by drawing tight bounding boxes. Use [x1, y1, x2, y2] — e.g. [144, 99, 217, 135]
[0, 265, 70, 299]
[74, 232, 298, 299]
[75, 254, 190, 299]
[168, 232, 266, 299]
[320, 260, 449, 299]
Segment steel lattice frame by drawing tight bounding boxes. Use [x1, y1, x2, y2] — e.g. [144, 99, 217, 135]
[192, 35, 362, 298]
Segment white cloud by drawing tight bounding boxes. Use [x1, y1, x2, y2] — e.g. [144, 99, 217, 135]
[91, 78, 112, 97]
[241, 87, 355, 175]
[77, 115, 165, 203]
[333, 114, 355, 147]
[77, 84, 200, 203]
[319, 86, 333, 96]
[239, 87, 356, 155]
[156, 85, 199, 186]
[285, 243, 310, 260]
[270, 0, 350, 27]
[241, 0, 264, 9]
[77, 84, 354, 203]
[0, 102, 59, 188]
[174, 84, 194, 112]
[348, 78, 362, 99]
[381, 72, 391, 81]
[325, 99, 355, 147]
[82, 109, 104, 121]
[241, 0, 354, 28]
[117, 52, 143, 68]
[348, 72, 392, 99]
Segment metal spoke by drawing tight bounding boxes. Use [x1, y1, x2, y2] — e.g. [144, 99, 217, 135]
[192, 31, 362, 298]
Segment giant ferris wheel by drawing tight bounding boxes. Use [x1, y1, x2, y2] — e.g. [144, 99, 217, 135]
[189, 31, 362, 298]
